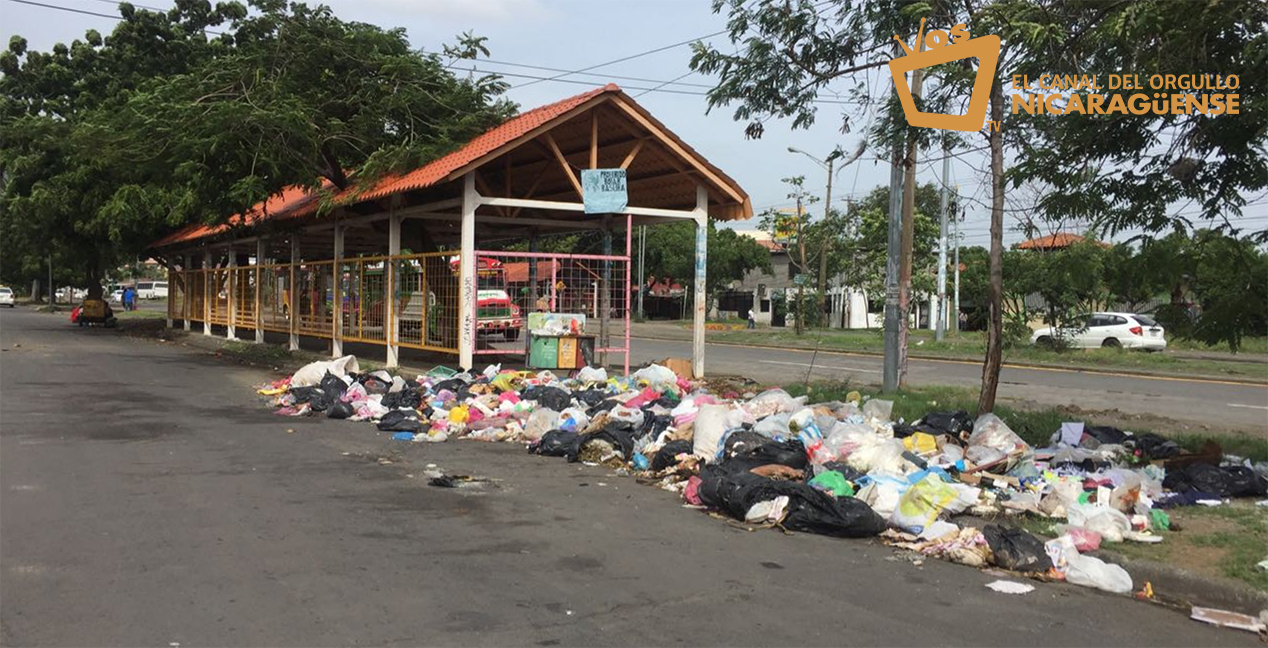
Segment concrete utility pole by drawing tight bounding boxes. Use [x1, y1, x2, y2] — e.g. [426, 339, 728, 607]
[936, 142, 950, 341]
[47, 256, 53, 305]
[794, 193, 807, 336]
[882, 135, 904, 392]
[954, 185, 961, 333]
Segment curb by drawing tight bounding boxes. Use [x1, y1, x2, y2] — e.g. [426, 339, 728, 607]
[1091, 549, 1268, 615]
[629, 333, 1268, 387]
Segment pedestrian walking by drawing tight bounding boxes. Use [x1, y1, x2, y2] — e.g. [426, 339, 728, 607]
[747, 308, 756, 329]
[124, 286, 136, 311]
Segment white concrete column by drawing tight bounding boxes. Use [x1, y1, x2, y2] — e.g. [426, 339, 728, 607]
[226, 246, 238, 341]
[692, 185, 708, 379]
[458, 173, 478, 370]
[386, 212, 401, 368]
[255, 239, 265, 343]
[202, 248, 212, 336]
[164, 261, 174, 329]
[183, 254, 192, 331]
[332, 225, 344, 358]
[288, 236, 299, 351]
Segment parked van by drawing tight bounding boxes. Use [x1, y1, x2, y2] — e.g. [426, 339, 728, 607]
[135, 281, 169, 299]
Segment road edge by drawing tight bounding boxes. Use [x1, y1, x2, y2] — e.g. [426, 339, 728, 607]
[630, 334, 1268, 387]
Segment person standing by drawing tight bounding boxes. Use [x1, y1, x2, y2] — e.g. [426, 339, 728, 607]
[747, 308, 756, 329]
[124, 285, 136, 311]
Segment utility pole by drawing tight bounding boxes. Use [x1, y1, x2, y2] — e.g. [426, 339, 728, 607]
[936, 141, 950, 341]
[794, 194, 806, 336]
[953, 185, 961, 333]
[882, 135, 904, 392]
[47, 255, 54, 305]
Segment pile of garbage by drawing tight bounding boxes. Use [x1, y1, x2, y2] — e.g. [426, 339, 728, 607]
[258, 355, 1268, 597]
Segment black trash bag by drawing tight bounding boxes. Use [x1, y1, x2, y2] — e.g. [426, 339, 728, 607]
[523, 385, 572, 411]
[574, 389, 608, 407]
[1084, 425, 1129, 445]
[723, 430, 771, 458]
[396, 389, 423, 410]
[1131, 433, 1181, 460]
[377, 409, 421, 432]
[320, 371, 348, 398]
[1164, 463, 1228, 495]
[566, 427, 636, 463]
[651, 439, 694, 471]
[891, 422, 915, 439]
[914, 410, 973, 437]
[587, 398, 621, 416]
[1223, 466, 1268, 498]
[432, 378, 467, 394]
[728, 439, 808, 471]
[380, 390, 403, 409]
[982, 524, 1053, 572]
[308, 389, 334, 412]
[642, 414, 673, 439]
[289, 386, 320, 403]
[327, 400, 355, 419]
[531, 429, 579, 457]
[698, 468, 886, 538]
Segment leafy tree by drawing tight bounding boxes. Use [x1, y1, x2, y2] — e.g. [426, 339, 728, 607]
[1, 0, 513, 298]
[1181, 231, 1267, 352]
[643, 221, 772, 305]
[1, 2, 244, 297]
[689, 0, 1261, 410]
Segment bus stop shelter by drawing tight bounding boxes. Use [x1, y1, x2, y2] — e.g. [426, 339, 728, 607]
[150, 84, 752, 377]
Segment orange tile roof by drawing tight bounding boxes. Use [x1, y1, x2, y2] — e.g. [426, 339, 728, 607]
[152, 86, 610, 248]
[151, 83, 751, 249]
[1017, 232, 1085, 250]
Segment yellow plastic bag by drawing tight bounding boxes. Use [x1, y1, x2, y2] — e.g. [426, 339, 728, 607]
[903, 432, 938, 455]
[448, 405, 470, 424]
[891, 475, 959, 533]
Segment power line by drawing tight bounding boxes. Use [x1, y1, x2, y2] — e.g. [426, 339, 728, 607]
[478, 58, 715, 91]
[510, 29, 730, 90]
[7, 0, 224, 34]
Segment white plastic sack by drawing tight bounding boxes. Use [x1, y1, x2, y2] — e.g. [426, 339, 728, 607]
[609, 405, 645, 429]
[1068, 504, 1131, 543]
[742, 389, 804, 419]
[291, 355, 360, 387]
[482, 364, 501, 380]
[633, 364, 677, 389]
[752, 413, 791, 438]
[576, 366, 608, 384]
[692, 404, 731, 463]
[861, 398, 894, 423]
[968, 413, 1028, 454]
[524, 408, 559, 442]
[1065, 553, 1133, 594]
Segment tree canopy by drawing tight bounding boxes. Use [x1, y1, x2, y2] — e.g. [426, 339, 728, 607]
[0, 0, 513, 296]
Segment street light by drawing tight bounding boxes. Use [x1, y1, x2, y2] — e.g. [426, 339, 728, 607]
[787, 144, 860, 328]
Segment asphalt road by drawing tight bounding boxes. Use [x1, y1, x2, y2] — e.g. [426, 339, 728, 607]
[0, 307, 1260, 647]
[627, 338, 1268, 433]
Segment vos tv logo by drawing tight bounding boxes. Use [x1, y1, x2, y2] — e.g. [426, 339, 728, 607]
[889, 19, 1000, 132]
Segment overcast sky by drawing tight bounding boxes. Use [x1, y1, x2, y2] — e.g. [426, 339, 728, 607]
[4, 0, 1264, 247]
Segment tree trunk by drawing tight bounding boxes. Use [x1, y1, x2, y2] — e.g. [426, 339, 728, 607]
[897, 67, 925, 388]
[978, 82, 1006, 414]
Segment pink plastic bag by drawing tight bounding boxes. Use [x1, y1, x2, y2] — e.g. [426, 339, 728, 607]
[684, 476, 703, 505]
[1066, 528, 1102, 552]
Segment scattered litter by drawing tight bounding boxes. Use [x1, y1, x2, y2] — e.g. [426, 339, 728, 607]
[250, 355, 1268, 598]
[1189, 606, 1267, 634]
[985, 580, 1034, 594]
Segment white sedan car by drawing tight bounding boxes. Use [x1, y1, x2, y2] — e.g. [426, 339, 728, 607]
[0, 286, 14, 307]
[1031, 312, 1166, 351]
